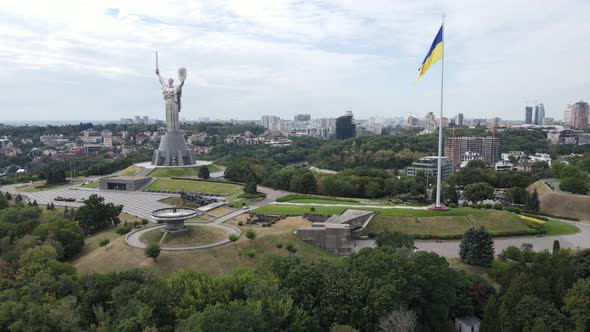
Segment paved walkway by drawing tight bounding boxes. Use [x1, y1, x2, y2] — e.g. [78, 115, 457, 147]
[125, 222, 241, 251]
[352, 218, 590, 257]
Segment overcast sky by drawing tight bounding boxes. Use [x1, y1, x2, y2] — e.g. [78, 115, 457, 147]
[1, 0, 589, 122]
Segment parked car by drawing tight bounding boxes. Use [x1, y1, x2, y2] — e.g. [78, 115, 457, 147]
[63, 197, 76, 202]
[54, 196, 65, 201]
[77, 197, 87, 203]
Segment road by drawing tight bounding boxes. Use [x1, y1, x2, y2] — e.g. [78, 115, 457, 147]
[352, 218, 590, 257]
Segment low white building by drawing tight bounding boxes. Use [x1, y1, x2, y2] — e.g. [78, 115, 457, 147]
[495, 160, 515, 172]
[460, 151, 483, 168]
[501, 151, 526, 161]
[529, 153, 552, 166]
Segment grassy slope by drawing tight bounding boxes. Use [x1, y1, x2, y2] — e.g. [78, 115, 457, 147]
[81, 181, 99, 188]
[139, 225, 228, 247]
[147, 164, 222, 177]
[253, 205, 488, 217]
[145, 179, 242, 195]
[72, 216, 334, 276]
[529, 181, 590, 221]
[119, 166, 142, 176]
[17, 180, 83, 192]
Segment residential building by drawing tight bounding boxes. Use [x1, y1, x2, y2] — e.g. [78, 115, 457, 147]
[444, 136, 500, 167]
[406, 156, 453, 180]
[0, 137, 13, 155]
[460, 152, 483, 168]
[482, 137, 501, 165]
[424, 112, 437, 131]
[356, 126, 368, 137]
[547, 129, 581, 145]
[39, 134, 69, 146]
[525, 106, 533, 124]
[335, 111, 356, 139]
[501, 151, 526, 161]
[294, 114, 311, 122]
[563, 104, 573, 126]
[495, 160, 515, 172]
[529, 153, 552, 166]
[544, 117, 555, 125]
[261, 115, 281, 130]
[571, 101, 589, 129]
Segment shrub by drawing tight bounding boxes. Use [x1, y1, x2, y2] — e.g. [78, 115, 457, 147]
[493, 203, 504, 210]
[115, 225, 133, 235]
[245, 229, 256, 240]
[144, 242, 161, 261]
[246, 249, 256, 258]
[141, 218, 149, 225]
[448, 203, 457, 208]
[505, 206, 522, 214]
[489, 260, 508, 281]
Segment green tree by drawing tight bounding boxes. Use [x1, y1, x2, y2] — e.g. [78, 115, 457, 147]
[177, 301, 268, 332]
[531, 318, 550, 332]
[229, 234, 238, 245]
[243, 171, 258, 195]
[572, 249, 590, 279]
[552, 240, 560, 254]
[0, 194, 8, 210]
[5, 191, 12, 201]
[289, 169, 318, 194]
[245, 229, 256, 240]
[464, 182, 495, 204]
[525, 189, 540, 213]
[444, 180, 459, 205]
[564, 278, 590, 331]
[504, 187, 528, 205]
[375, 231, 414, 249]
[286, 244, 297, 255]
[75, 194, 122, 234]
[32, 217, 85, 260]
[459, 226, 494, 267]
[198, 165, 210, 179]
[275, 243, 283, 251]
[560, 176, 589, 194]
[144, 242, 161, 262]
[15, 194, 23, 204]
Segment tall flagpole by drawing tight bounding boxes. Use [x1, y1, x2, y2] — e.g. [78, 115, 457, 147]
[435, 16, 445, 208]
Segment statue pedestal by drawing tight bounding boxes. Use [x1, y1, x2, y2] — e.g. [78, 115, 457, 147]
[152, 132, 195, 166]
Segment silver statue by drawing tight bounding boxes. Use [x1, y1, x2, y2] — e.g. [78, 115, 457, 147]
[155, 52, 186, 133]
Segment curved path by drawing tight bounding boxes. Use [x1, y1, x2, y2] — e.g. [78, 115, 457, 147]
[126, 222, 241, 251]
[353, 218, 590, 257]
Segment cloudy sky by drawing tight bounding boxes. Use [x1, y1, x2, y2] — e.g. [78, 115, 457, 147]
[1, 0, 589, 122]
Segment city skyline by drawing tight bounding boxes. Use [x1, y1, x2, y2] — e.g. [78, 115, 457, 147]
[1, 0, 590, 122]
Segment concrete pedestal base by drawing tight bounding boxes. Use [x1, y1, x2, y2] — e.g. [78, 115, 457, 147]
[427, 203, 449, 211]
[152, 132, 195, 166]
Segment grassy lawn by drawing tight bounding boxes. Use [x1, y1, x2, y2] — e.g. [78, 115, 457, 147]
[253, 205, 348, 216]
[367, 215, 472, 237]
[72, 216, 335, 276]
[17, 180, 82, 192]
[278, 194, 362, 205]
[206, 207, 235, 217]
[145, 179, 242, 195]
[147, 164, 222, 177]
[543, 221, 580, 235]
[81, 180, 99, 189]
[119, 166, 142, 176]
[139, 227, 164, 244]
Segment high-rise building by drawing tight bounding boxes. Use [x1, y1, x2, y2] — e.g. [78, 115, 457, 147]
[571, 101, 589, 129]
[525, 106, 533, 124]
[454, 113, 464, 126]
[563, 104, 573, 125]
[261, 115, 280, 130]
[424, 112, 437, 131]
[335, 111, 356, 139]
[444, 136, 500, 168]
[534, 103, 545, 125]
[294, 114, 311, 122]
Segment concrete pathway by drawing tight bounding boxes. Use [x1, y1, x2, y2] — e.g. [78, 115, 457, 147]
[352, 218, 590, 258]
[125, 222, 241, 251]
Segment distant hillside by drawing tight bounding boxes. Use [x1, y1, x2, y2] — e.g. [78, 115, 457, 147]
[529, 180, 590, 221]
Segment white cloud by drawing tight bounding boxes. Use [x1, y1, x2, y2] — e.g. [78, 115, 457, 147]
[0, 0, 589, 121]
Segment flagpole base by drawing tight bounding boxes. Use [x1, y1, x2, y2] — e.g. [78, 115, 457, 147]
[427, 203, 449, 211]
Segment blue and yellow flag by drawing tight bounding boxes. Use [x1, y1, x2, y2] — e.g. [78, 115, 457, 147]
[417, 25, 443, 80]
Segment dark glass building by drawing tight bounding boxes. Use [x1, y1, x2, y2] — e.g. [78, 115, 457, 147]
[335, 111, 356, 139]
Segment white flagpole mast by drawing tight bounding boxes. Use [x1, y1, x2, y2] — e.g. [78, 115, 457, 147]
[435, 16, 445, 208]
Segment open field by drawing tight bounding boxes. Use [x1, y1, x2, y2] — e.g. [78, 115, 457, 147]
[530, 180, 590, 221]
[277, 194, 363, 205]
[147, 165, 222, 177]
[145, 179, 242, 195]
[72, 216, 335, 276]
[119, 166, 142, 176]
[254, 204, 489, 218]
[139, 225, 228, 247]
[366, 209, 578, 238]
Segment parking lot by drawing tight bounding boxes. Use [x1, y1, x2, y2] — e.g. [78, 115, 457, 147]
[1, 184, 176, 219]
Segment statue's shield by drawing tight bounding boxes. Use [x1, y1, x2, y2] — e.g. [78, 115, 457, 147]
[178, 68, 187, 82]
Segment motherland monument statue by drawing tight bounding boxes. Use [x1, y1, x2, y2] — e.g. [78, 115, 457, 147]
[151, 52, 195, 166]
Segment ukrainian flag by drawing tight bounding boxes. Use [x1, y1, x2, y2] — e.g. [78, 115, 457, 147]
[417, 25, 443, 80]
